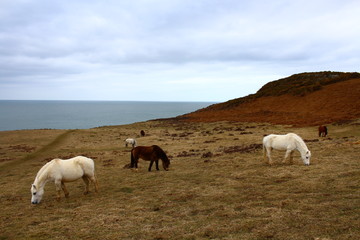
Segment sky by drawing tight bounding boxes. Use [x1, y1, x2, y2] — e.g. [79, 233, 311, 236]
[0, 0, 359, 102]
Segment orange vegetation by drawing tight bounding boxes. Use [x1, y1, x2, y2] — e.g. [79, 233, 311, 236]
[180, 73, 360, 126]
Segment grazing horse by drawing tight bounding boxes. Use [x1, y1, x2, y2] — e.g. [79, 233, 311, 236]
[263, 133, 311, 165]
[140, 130, 145, 137]
[130, 145, 170, 171]
[30, 156, 98, 204]
[318, 125, 328, 137]
[125, 138, 137, 148]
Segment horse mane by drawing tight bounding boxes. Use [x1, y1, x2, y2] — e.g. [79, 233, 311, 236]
[35, 159, 57, 185]
[152, 145, 169, 163]
[291, 134, 308, 152]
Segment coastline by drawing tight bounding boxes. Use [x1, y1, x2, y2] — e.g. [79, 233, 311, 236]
[0, 100, 216, 131]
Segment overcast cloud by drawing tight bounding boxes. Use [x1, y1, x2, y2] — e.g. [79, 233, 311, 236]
[0, 0, 359, 102]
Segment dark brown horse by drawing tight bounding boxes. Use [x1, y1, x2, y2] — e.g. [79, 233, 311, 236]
[130, 145, 170, 171]
[318, 125, 328, 137]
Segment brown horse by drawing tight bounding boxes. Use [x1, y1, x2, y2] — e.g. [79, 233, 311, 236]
[318, 125, 328, 137]
[130, 145, 170, 171]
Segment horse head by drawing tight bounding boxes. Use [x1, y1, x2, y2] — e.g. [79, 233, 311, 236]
[31, 184, 44, 204]
[302, 150, 311, 166]
[162, 158, 170, 171]
[159, 151, 170, 171]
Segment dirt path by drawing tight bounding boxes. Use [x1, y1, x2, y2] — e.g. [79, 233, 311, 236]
[0, 130, 76, 173]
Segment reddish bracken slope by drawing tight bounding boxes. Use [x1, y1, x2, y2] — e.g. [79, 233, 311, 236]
[178, 72, 360, 126]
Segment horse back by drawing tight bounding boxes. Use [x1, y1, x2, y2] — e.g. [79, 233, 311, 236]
[131, 146, 155, 160]
[131, 145, 166, 160]
[60, 156, 95, 180]
[73, 156, 95, 172]
[263, 134, 296, 150]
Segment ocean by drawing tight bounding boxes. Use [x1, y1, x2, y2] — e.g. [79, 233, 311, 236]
[0, 100, 215, 131]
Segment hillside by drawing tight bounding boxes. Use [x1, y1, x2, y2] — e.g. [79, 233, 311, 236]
[178, 72, 360, 126]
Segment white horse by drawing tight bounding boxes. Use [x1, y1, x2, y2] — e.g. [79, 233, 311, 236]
[125, 138, 137, 148]
[263, 133, 311, 165]
[31, 156, 98, 204]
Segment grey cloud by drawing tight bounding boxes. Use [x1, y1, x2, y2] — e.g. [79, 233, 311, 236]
[0, 0, 359, 101]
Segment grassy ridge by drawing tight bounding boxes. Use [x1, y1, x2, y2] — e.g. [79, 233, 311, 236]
[256, 71, 360, 97]
[178, 72, 360, 127]
[1, 120, 359, 239]
[199, 71, 360, 111]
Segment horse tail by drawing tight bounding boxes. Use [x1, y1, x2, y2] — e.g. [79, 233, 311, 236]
[262, 136, 269, 163]
[130, 149, 135, 168]
[263, 143, 267, 161]
[263, 144, 265, 154]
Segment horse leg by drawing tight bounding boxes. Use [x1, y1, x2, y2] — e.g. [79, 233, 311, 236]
[289, 151, 294, 164]
[82, 176, 90, 195]
[61, 182, 70, 198]
[155, 159, 159, 171]
[266, 147, 273, 165]
[263, 146, 267, 163]
[130, 152, 139, 169]
[284, 149, 292, 164]
[132, 155, 139, 169]
[148, 160, 154, 171]
[55, 180, 62, 201]
[89, 175, 99, 193]
[134, 158, 138, 168]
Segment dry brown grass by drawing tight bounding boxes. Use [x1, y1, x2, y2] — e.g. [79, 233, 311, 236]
[0, 120, 359, 240]
[181, 77, 360, 127]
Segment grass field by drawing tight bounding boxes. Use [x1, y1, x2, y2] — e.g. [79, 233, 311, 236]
[0, 120, 359, 240]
